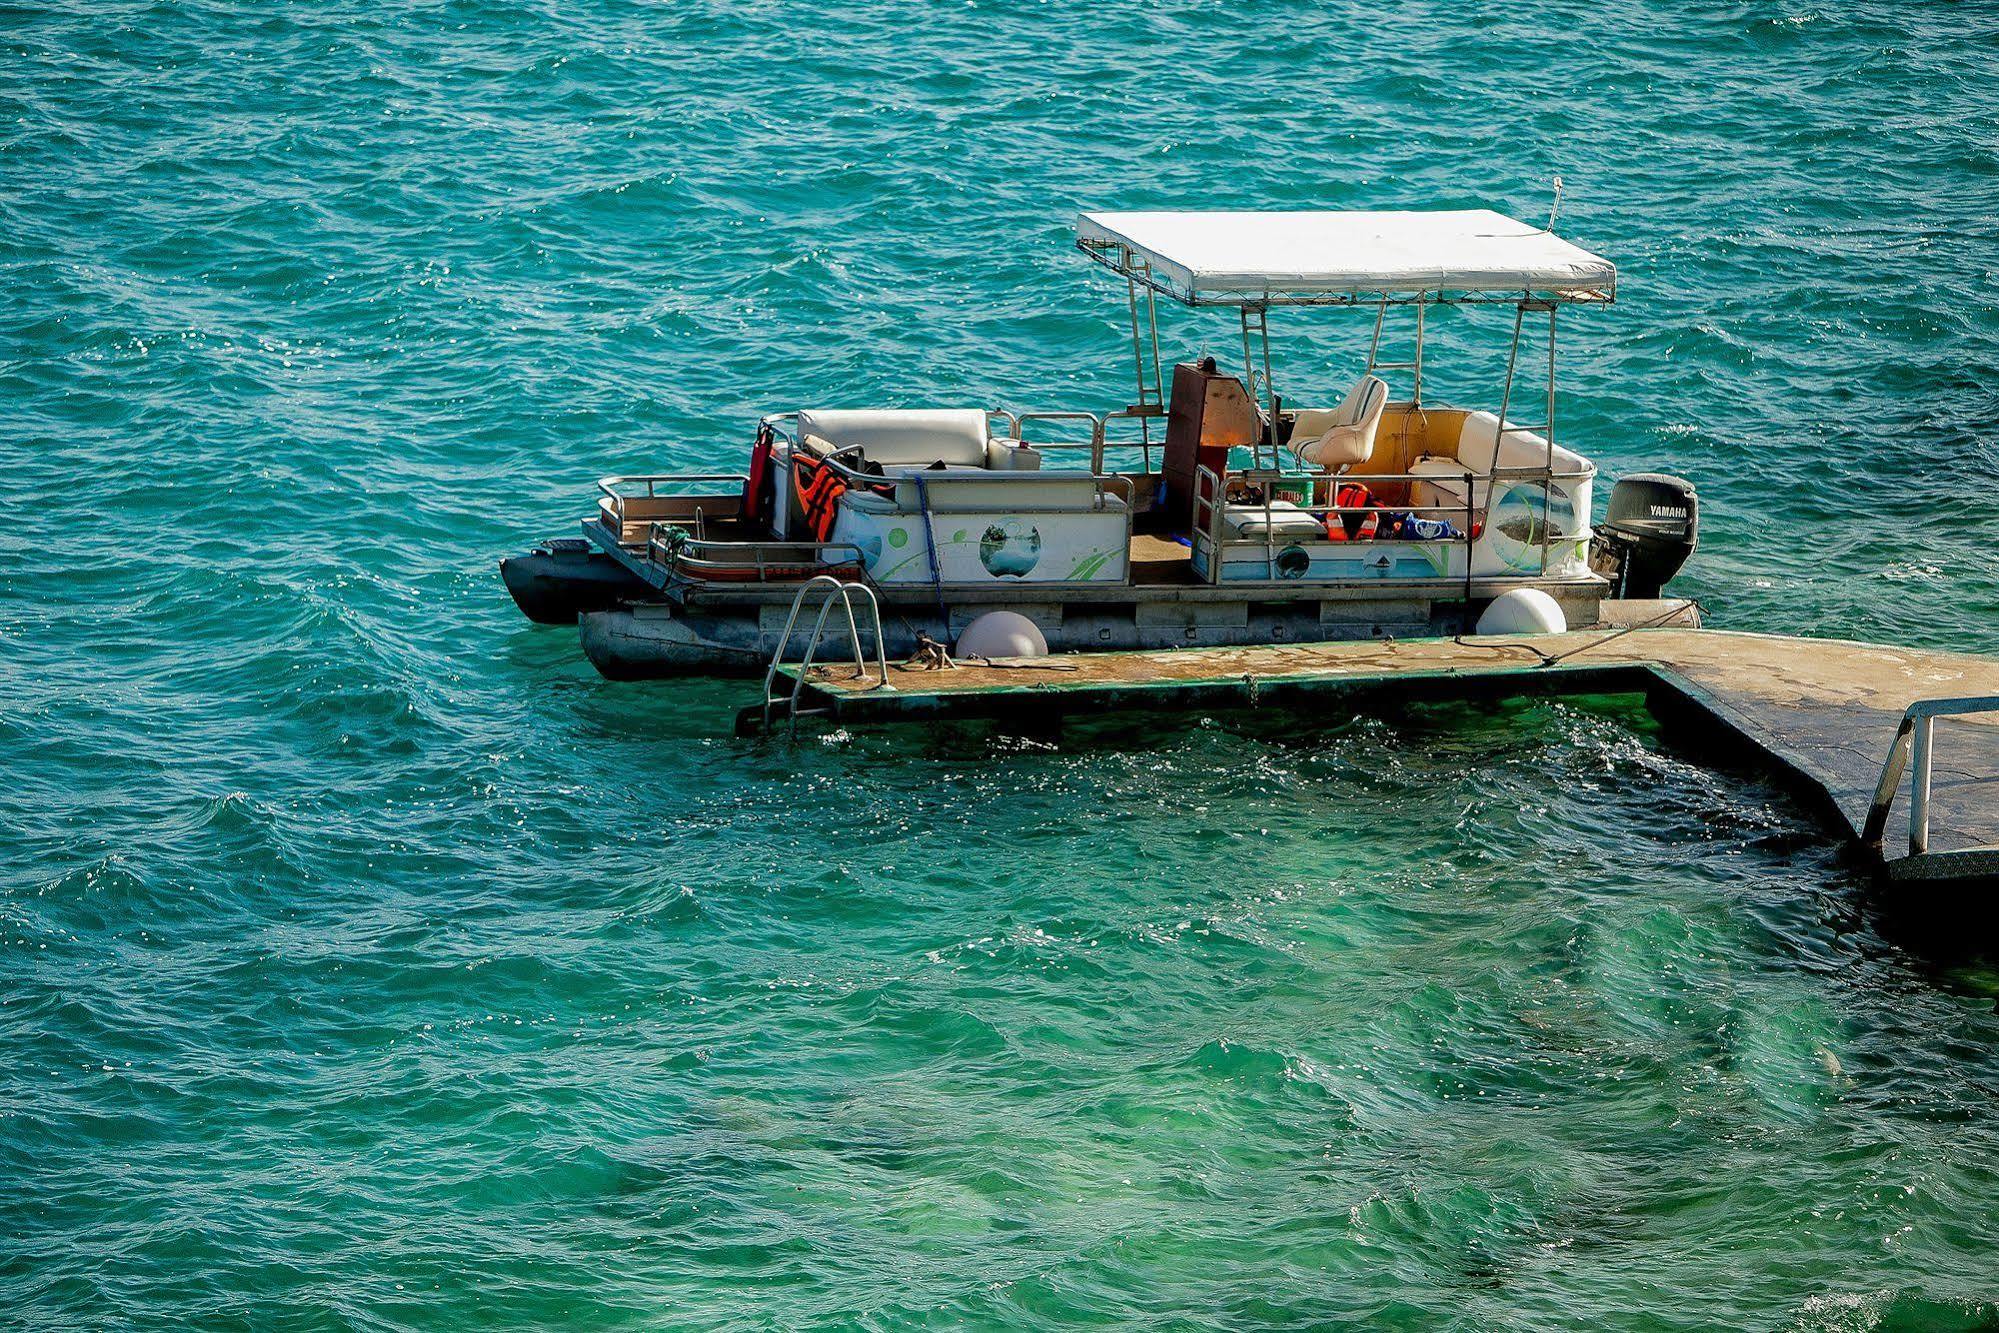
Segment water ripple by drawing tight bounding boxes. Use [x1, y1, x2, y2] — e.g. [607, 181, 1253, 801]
[8, 0, 1999, 1325]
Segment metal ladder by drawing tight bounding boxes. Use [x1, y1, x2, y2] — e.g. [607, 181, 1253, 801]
[758, 575, 890, 738]
[1863, 694, 1999, 864]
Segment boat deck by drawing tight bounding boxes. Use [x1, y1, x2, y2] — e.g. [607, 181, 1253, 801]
[1128, 533, 1200, 586]
[763, 627, 1999, 889]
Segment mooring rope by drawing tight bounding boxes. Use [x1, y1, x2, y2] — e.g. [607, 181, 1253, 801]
[1447, 597, 1703, 668]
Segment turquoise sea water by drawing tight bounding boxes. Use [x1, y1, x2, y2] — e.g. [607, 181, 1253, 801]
[8, 1, 1999, 1326]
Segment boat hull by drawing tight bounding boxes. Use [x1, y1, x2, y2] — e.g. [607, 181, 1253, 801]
[575, 581, 1614, 679]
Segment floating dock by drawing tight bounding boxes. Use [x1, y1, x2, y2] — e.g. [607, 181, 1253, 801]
[753, 624, 1999, 889]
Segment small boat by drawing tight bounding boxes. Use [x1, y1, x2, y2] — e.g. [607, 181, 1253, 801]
[503, 208, 1699, 677]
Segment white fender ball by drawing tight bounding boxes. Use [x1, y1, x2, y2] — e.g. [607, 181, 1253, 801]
[1475, 588, 1568, 636]
[955, 611, 1048, 658]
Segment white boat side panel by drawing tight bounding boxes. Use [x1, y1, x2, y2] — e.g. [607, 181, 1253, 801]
[1202, 477, 1594, 583]
[832, 505, 1128, 585]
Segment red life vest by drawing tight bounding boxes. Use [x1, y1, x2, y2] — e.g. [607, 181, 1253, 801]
[792, 453, 849, 542]
[1328, 482, 1379, 541]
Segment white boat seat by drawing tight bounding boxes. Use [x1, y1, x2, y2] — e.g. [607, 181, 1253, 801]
[1455, 411, 1590, 476]
[1287, 375, 1388, 470]
[1410, 412, 1594, 519]
[1224, 499, 1324, 540]
[1409, 454, 1481, 517]
[796, 408, 992, 469]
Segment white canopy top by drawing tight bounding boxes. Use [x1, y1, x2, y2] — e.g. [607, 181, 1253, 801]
[1075, 209, 1616, 305]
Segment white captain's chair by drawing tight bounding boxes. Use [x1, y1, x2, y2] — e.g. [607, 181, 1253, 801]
[1287, 375, 1388, 471]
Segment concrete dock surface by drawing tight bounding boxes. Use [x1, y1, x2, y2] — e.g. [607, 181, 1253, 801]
[769, 628, 1999, 887]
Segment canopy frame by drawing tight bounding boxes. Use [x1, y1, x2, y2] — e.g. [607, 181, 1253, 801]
[1074, 210, 1618, 309]
[1079, 235, 1615, 308]
[1075, 212, 1609, 469]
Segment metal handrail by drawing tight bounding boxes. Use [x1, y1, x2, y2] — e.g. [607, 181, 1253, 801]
[759, 575, 889, 737]
[597, 473, 748, 534]
[645, 524, 867, 584]
[598, 473, 750, 498]
[1100, 406, 1161, 474]
[1008, 410, 1107, 468]
[1008, 410, 1104, 438]
[1188, 460, 1595, 586]
[1190, 466, 1594, 528]
[807, 453, 1135, 515]
[1862, 695, 1999, 857]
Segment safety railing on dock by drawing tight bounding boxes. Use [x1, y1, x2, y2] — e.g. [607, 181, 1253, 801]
[758, 575, 890, 738]
[1863, 694, 1999, 859]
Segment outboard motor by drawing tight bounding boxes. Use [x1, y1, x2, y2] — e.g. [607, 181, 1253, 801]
[1591, 474, 1699, 598]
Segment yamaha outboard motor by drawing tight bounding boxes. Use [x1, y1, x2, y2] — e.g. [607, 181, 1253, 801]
[1591, 474, 1699, 598]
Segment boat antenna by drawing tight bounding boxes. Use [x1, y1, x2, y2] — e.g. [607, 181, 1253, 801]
[1544, 176, 1564, 232]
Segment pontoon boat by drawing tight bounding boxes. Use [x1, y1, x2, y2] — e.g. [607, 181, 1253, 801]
[502, 209, 1698, 677]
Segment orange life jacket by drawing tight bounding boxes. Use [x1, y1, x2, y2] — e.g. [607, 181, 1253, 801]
[792, 454, 848, 542]
[1328, 482, 1380, 541]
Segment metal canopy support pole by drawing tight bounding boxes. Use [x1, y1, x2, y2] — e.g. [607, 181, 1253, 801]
[1239, 307, 1258, 467]
[1542, 304, 1557, 573]
[1495, 298, 1528, 571]
[1145, 282, 1162, 422]
[1239, 305, 1255, 392]
[1258, 306, 1274, 424]
[1496, 301, 1525, 455]
[1238, 305, 1274, 469]
[1120, 247, 1166, 450]
[1364, 294, 1426, 406]
[1126, 273, 1152, 445]
[1412, 298, 1426, 407]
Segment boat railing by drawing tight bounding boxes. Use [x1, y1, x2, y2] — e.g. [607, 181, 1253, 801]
[1190, 461, 1596, 585]
[596, 473, 749, 539]
[796, 443, 1138, 514]
[999, 407, 1161, 476]
[644, 525, 868, 585]
[767, 410, 1145, 504]
[590, 473, 865, 586]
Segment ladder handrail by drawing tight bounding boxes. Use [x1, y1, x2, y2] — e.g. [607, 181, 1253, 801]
[759, 575, 890, 737]
[1862, 694, 1999, 857]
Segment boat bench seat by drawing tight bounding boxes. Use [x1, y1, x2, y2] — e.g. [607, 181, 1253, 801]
[843, 468, 1125, 514]
[1223, 499, 1323, 540]
[797, 408, 1016, 470]
[780, 409, 1085, 534]
[1410, 411, 1591, 518]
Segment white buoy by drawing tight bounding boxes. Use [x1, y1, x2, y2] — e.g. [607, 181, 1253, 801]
[955, 610, 1048, 659]
[1475, 588, 1567, 636]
